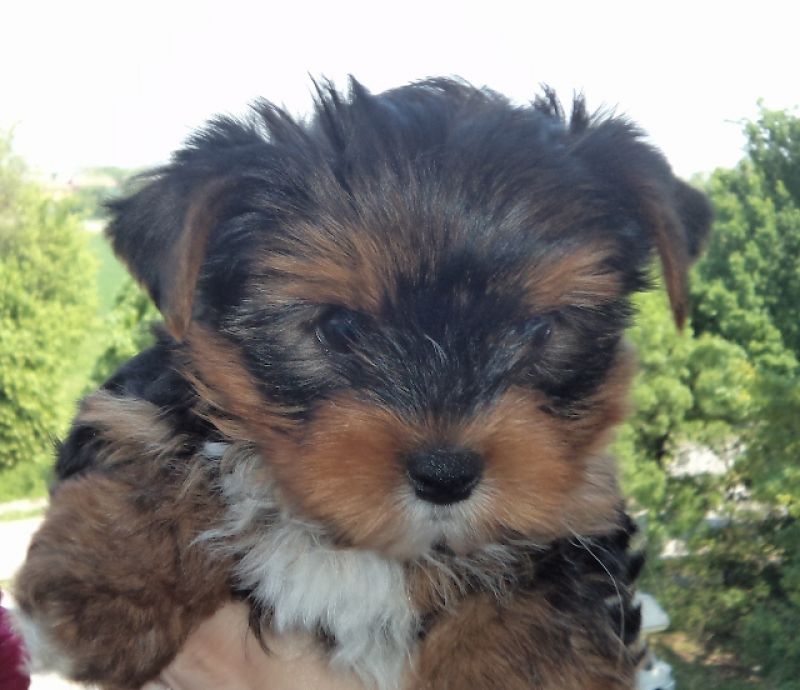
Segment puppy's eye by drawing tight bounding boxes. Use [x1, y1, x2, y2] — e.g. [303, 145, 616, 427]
[315, 307, 362, 354]
[529, 316, 553, 347]
[513, 315, 553, 348]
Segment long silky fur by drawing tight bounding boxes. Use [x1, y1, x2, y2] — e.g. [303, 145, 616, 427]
[198, 442, 561, 690]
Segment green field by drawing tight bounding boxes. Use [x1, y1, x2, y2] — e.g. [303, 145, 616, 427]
[87, 230, 126, 313]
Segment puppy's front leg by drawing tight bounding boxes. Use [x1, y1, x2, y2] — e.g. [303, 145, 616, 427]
[13, 469, 232, 689]
[413, 592, 636, 690]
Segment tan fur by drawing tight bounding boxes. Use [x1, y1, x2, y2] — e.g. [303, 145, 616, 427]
[642, 193, 691, 328]
[263, 393, 419, 553]
[163, 179, 237, 339]
[411, 592, 636, 690]
[524, 243, 623, 310]
[77, 391, 180, 461]
[461, 346, 634, 543]
[185, 324, 301, 439]
[220, 347, 633, 557]
[13, 394, 232, 689]
[260, 221, 404, 314]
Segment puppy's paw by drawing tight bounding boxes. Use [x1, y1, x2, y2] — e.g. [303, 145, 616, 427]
[9, 607, 76, 677]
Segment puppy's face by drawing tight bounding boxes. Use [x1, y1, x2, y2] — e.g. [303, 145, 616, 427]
[108, 80, 711, 558]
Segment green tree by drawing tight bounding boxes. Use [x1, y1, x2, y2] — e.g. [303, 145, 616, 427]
[90, 277, 159, 386]
[692, 107, 800, 373]
[0, 134, 98, 496]
[695, 112, 800, 681]
[619, 106, 800, 687]
[616, 289, 753, 545]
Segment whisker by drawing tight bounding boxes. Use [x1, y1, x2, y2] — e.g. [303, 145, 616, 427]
[565, 525, 627, 667]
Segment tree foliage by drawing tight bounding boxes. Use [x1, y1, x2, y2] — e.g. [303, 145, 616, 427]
[618, 106, 800, 687]
[90, 277, 159, 386]
[0, 134, 97, 489]
[692, 108, 800, 372]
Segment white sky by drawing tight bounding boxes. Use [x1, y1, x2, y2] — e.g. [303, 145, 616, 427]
[1, 0, 797, 178]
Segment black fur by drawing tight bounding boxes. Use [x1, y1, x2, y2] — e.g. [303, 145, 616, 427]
[107, 78, 707, 432]
[535, 514, 644, 649]
[38, 78, 711, 687]
[55, 333, 213, 481]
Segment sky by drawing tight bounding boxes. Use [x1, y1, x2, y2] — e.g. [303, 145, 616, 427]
[1, 0, 797, 179]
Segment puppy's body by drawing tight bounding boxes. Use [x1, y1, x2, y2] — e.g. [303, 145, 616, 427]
[14, 79, 710, 689]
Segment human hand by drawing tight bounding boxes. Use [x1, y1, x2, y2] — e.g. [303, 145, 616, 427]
[148, 602, 366, 690]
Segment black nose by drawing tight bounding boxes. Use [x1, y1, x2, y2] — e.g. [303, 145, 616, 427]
[405, 448, 483, 505]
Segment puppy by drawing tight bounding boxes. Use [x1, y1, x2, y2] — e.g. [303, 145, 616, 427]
[13, 78, 710, 690]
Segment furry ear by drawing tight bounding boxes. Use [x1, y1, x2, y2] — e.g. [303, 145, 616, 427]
[629, 175, 712, 328]
[106, 176, 237, 339]
[104, 109, 280, 340]
[655, 179, 713, 327]
[570, 116, 712, 327]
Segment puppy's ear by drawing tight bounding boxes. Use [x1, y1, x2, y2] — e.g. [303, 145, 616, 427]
[626, 174, 712, 328]
[571, 115, 712, 328]
[106, 173, 238, 340]
[654, 179, 713, 327]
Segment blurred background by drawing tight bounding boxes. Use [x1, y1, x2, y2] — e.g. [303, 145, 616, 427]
[1, 1, 799, 688]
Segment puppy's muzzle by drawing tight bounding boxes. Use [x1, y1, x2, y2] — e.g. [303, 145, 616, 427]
[405, 448, 483, 505]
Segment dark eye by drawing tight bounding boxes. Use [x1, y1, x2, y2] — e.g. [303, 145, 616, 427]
[513, 315, 553, 348]
[529, 316, 553, 347]
[315, 306, 362, 354]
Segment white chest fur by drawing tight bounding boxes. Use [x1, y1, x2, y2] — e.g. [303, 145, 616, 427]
[237, 521, 416, 690]
[203, 447, 417, 690]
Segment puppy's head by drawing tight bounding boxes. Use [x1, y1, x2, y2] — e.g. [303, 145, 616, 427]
[108, 79, 711, 558]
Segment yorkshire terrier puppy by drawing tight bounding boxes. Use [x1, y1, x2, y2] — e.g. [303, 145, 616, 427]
[13, 78, 710, 690]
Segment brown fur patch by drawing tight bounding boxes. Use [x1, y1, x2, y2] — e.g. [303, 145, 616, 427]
[262, 392, 422, 555]
[185, 324, 300, 441]
[412, 591, 636, 690]
[523, 242, 623, 310]
[460, 345, 635, 542]
[13, 400, 232, 688]
[259, 221, 407, 313]
[625, 180, 693, 328]
[644, 194, 691, 328]
[76, 391, 180, 463]
[242, 345, 635, 556]
[164, 178, 238, 339]
[463, 388, 587, 537]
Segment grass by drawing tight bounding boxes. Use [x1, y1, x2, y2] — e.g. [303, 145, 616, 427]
[87, 231, 126, 313]
[61, 230, 127, 401]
